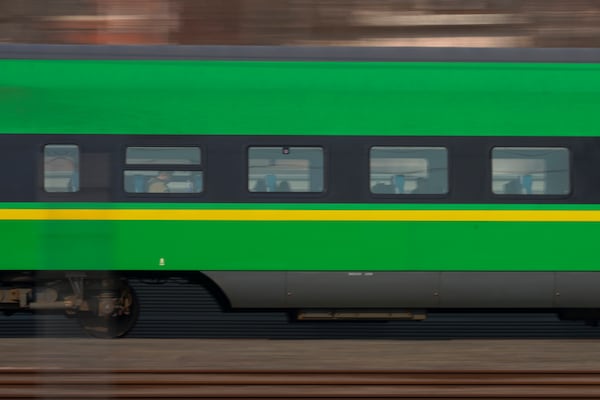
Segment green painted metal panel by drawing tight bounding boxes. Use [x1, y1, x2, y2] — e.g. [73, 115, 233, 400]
[2, 217, 599, 271]
[1, 60, 600, 136]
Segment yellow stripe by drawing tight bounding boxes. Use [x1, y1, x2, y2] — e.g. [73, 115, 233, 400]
[1, 209, 600, 222]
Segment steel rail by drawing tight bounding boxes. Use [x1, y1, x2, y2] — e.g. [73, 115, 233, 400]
[1, 369, 600, 398]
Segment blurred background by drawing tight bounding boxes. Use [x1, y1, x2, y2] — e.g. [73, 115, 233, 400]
[1, 0, 600, 47]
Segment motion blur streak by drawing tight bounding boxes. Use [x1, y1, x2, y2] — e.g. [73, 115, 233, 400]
[1, 0, 600, 47]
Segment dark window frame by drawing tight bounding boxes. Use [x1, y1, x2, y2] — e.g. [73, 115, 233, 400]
[368, 145, 450, 197]
[246, 145, 327, 195]
[123, 145, 204, 196]
[43, 144, 80, 193]
[489, 146, 572, 197]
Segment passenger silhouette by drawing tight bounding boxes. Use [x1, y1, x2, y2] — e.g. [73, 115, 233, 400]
[277, 181, 291, 192]
[253, 179, 266, 192]
[147, 171, 172, 193]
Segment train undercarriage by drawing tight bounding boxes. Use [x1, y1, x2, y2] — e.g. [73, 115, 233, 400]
[0, 272, 138, 338]
[2, 272, 600, 338]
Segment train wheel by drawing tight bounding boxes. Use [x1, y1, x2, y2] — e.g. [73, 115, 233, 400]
[78, 283, 139, 338]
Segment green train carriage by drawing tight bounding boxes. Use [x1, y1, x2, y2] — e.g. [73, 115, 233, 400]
[1, 44, 600, 337]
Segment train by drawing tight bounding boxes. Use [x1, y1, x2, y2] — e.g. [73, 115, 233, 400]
[1, 44, 600, 337]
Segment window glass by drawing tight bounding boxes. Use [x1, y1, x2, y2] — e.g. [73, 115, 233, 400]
[248, 147, 324, 192]
[492, 147, 570, 195]
[124, 146, 202, 194]
[370, 147, 448, 194]
[44, 145, 79, 192]
[124, 170, 203, 193]
[126, 147, 201, 165]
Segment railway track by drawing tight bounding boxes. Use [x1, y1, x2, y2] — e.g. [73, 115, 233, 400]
[2, 369, 600, 399]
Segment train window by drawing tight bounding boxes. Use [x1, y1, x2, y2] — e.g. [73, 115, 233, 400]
[370, 147, 448, 194]
[124, 146, 203, 194]
[492, 147, 570, 195]
[248, 147, 324, 192]
[44, 145, 79, 192]
[124, 170, 203, 193]
[126, 147, 200, 165]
